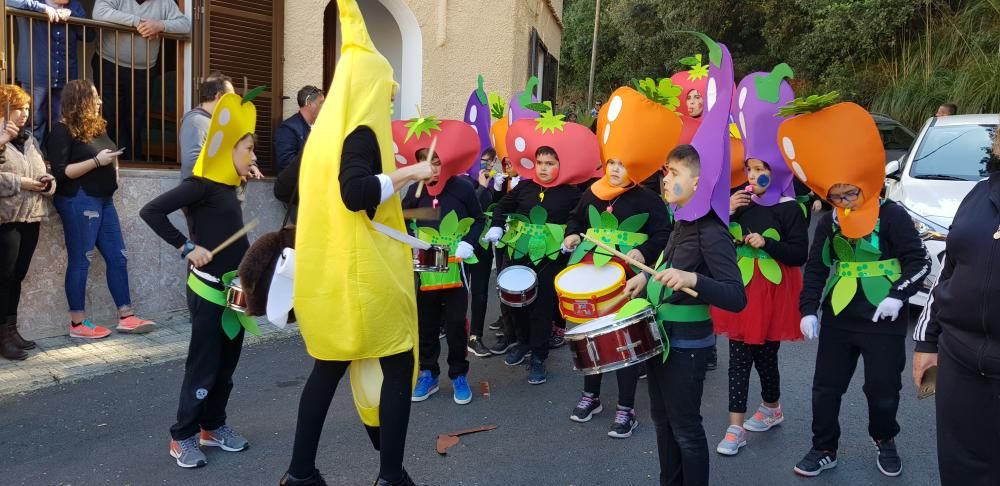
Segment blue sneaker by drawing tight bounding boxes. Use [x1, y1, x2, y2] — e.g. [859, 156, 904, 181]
[452, 375, 472, 405]
[504, 345, 529, 366]
[527, 357, 546, 385]
[411, 370, 439, 402]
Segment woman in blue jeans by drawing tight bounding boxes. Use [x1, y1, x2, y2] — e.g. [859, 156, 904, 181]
[45, 80, 154, 339]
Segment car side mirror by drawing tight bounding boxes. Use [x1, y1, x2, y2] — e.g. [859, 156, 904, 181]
[885, 159, 902, 180]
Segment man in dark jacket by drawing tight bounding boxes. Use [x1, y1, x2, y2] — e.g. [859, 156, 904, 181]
[274, 85, 324, 174]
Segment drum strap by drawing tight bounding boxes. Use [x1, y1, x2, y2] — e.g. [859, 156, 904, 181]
[187, 270, 261, 340]
[656, 303, 710, 323]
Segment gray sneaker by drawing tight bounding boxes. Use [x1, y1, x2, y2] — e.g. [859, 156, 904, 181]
[200, 424, 249, 452]
[170, 436, 207, 468]
[743, 404, 784, 432]
[716, 425, 747, 456]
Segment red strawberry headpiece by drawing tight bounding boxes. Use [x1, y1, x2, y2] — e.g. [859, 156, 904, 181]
[505, 110, 600, 188]
[392, 115, 479, 197]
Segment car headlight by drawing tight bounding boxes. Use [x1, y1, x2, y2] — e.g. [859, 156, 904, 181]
[906, 210, 948, 241]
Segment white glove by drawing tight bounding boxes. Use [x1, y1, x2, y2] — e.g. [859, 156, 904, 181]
[800, 315, 819, 340]
[492, 173, 507, 191]
[455, 241, 475, 260]
[485, 227, 504, 243]
[560, 244, 574, 254]
[872, 297, 904, 322]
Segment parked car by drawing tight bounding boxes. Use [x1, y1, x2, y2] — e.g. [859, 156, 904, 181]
[871, 113, 917, 163]
[884, 113, 998, 306]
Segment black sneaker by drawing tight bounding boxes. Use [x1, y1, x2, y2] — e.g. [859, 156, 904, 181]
[504, 344, 530, 366]
[875, 439, 902, 477]
[607, 407, 638, 439]
[527, 357, 546, 384]
[488, 319, 502, 331]
[438, 325, 446, 340]
[570, 394, 603, 422]
[548, 332, 566, 349]
[706, 346, 718, 371]
[793, 449, 838, 477]
[467, 336, 491, 358]
[490, 336, 516, 355]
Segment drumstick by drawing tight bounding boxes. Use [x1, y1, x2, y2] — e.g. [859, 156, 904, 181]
[579, 233, 699, 298]
[414, 137, 438, 198]
[211, 219, 259, 256]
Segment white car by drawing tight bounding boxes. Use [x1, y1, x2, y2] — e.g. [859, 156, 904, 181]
[884, 113, 998, 306]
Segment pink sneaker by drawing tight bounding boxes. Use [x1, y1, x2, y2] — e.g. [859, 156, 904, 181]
[69, 320, 112, 339]
[116, 315, 156, 334]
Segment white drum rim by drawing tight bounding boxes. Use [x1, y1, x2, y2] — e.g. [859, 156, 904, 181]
[556, 263, 625, 294]
[497, 265, 538, 292]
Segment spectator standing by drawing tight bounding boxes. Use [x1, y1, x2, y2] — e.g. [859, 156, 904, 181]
[179, 74, 234, 180]
[274, 85, 324, 174]
[936, 103, 957, 117]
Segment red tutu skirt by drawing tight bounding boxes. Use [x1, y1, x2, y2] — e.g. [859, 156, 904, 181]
[712, 262, 803, 344]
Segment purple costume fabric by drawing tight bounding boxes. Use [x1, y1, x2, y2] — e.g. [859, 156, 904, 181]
[734, 67, 796, 207]
[464, 75, 493, 177]
[507, 76, 541, 127]
[675, 41, 735, 225]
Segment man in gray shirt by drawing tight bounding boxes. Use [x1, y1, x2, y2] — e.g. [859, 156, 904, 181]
[93, 0, 191, 161]
[180, 74, 234, 180]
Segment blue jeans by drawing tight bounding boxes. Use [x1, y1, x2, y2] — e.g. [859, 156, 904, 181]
[22, 84, 61, 146]
[53, 188, 131, 312]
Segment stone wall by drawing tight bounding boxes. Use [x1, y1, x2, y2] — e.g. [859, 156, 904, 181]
[20, 169, 285, 340]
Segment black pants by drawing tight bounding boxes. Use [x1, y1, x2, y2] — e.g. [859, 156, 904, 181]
[510, 257, 565, 361]
[584, 365, 640, 409]
[170, 286, 245, 440]
[93, 58, 148, 160]
[495, 248, 515, 339]
[811, 327, 905, 451]
[647, 346, 711, 486]
[936, 344, 1000, 486]
[468, 243, 494, 338]
[728, 340, 781, 413]
[417, 287, 469, 379]
[0, 222, 40, 320]
[287, 351, 414, 482]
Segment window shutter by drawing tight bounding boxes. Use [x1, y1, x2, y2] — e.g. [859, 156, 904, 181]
[203, 0, 284, 174]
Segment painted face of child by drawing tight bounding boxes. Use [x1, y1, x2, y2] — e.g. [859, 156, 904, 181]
[606, 158, 630, 188]
[535, 153, 560, 184]
[662, 159, 699, 206]
[687, 90, 704, 117]
[232, 135, 256, 176]
[827, 183, 864, 211]
[746, 159, 772, 196]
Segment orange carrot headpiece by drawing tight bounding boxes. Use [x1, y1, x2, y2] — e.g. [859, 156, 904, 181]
[592, 81, 683, 200]
[777, 93, 886, 238]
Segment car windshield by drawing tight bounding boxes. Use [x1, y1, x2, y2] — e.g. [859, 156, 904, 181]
[911, 124, 997, 181]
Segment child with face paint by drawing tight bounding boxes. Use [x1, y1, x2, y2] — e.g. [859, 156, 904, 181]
[777, 99, 931, 479]
[711, 68, 810, 456]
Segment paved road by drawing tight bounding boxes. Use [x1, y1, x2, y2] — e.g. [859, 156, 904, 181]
[0, 311, 939, 486]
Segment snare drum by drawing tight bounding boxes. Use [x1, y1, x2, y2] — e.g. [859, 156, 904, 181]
[554, 262, 628, 323]
[496, 265, 538, 307]
[413, 245, 450, 272]
[565, 307, 664, 375]
[226, 277, 248, 313]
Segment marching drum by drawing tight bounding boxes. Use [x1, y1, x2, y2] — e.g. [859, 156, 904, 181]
[554, 262, 628, 324]
[226, 277, 248, 313]
[496, 265, 538, 307]
[413, 245, 450, 272]
[564, 307, 664, 375]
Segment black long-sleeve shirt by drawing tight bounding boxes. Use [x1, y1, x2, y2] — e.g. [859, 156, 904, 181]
[140, 178, 249, 278]
[731, 199, 809, 267]
[566, 186, 672, 263]
[46, 122, 118, 198]
[490, 179, 581, 227]
[914, 174, 1000, 378]
[658, 213, 747, 347]
[402, 176, 485, 248]
[338, 126, 384, 219]
[801, 200, 930, 335]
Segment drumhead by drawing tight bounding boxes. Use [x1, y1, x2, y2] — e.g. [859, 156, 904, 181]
[566, 314, 618, 335]
[497, 266, 536, 292]
[556, 263, 624, 294]
[231, 277, 241, 287]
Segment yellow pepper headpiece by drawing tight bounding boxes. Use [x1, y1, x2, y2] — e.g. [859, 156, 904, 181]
[191, 87, 265, 186]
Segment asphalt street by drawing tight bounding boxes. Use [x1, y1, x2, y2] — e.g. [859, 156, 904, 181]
[0, 305, 939, 486]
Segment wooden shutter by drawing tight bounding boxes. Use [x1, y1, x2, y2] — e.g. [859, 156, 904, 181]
[200, 0, 284, 174]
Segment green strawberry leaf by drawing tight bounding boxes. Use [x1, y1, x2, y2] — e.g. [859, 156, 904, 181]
[589, 206, 603, 229]
[855, 237, 881, 262]
[821, 237, 832, 267]
[860, 275, 892, 307]
[237, 312, 261, 336]
[568, 241, 590, 265]
[439, 211, 459, 237]
[762, 228, 781, 241]
[737, 257, 755, 286]
[222, 311, 242, 340]
[617, 298, 652, 319]
[514, 234, 531, 258]
[456, 217, 474, 237]
[758, 258, 783, 285]
[777, 91, 840, 118]
[404, 115, 443, 142]
[593, 249, 613, 267]
[530, 205, 548, 225]
[831, 276, 858, 315]
[546, 223, 565, 244]
[528, 236, 546, 264]
[821, 274, 840, 303]
[729, 223, 744, 242]
[417, 227, 440, 241]
[601, 211, 619, 231]
[619, 213, 649, 233]
[832, 235, 854, 262]
[535, 110, 566, 134]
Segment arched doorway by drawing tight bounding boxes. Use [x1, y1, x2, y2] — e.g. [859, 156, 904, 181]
[323, 0, 422, 119]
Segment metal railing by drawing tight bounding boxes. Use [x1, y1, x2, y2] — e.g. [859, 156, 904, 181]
[3, 7, 189, 166]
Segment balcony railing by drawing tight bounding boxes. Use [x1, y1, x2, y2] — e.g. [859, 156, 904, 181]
[3, 6, 189, 166]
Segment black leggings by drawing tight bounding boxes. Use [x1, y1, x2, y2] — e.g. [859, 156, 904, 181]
[728, 340, 781, 413]
[0, 222, 41, 319]
[584, 365, 640, 409]
[288, 351, 414, 482]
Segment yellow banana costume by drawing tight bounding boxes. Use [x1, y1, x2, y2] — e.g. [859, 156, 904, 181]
[191, 88, 263, 186]
[294, 0, 418, 427]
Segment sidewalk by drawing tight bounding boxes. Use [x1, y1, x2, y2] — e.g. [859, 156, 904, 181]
[0, 309, 298, 398]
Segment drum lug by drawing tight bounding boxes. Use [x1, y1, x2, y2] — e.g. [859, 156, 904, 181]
[616, 340, 643, 357]
[586, 340, 600, 365]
